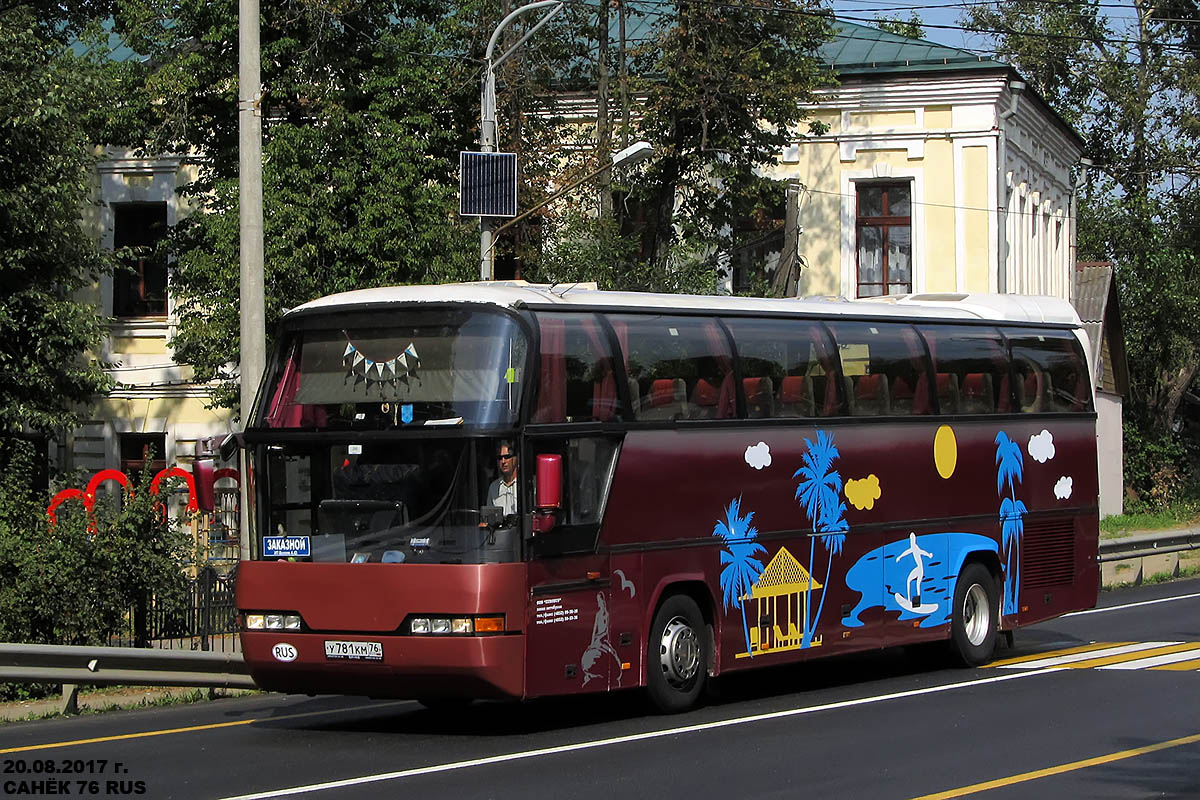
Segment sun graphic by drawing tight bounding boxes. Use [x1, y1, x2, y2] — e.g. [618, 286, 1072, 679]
[934, 425, 958, 479]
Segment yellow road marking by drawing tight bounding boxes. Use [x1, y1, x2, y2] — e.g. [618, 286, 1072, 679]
[1151, 657, 1200, 671]
[987, 641, 1123, 667]
[0, 701, 410, 755]
[910, 731, 1200, 799]
[1061, 642, 1200, 669]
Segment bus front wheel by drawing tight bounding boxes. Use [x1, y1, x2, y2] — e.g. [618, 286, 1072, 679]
[950, 562, 998, 666]
[646, 594, 707, 713]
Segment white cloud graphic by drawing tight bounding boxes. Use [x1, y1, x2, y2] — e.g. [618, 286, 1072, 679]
[1029, 429, 1056, 463]
[1054, 476, 1073, 500]
[745, 442, 772, 470]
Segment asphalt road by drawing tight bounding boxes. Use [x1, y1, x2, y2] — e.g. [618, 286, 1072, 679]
[3, 578, 1200, 800]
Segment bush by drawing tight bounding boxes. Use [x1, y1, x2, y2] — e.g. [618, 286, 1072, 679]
[0, 440, 191, 700]
[1123, 421, 1195, 510]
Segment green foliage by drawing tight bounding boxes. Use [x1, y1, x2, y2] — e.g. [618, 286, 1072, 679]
[0, 8, 119, 435]
[1122, 420, 1194, 510]
[116, 0, 488, 408]
[629, 2, 833, 269]
[871, 13, 925, 40]
[0, 442, 190, 700]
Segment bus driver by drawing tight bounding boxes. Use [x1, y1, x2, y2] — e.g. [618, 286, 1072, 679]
[487, 440, 518, 517]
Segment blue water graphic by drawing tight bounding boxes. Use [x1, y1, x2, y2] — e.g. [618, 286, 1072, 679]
[844, 532, 998, 629]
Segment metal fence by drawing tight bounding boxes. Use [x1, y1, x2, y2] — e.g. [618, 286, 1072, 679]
[110, 566, 240, 653]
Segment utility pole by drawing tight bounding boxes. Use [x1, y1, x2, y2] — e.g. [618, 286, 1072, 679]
[238, 0, 265, 558]
[597, 0, 612, 219]
[479, 0, 564, 280]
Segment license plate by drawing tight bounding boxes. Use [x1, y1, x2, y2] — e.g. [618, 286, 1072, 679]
[323, 640, 383, 661]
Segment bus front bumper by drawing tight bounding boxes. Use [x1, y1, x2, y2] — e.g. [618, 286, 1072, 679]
[240, 631, 525, 700]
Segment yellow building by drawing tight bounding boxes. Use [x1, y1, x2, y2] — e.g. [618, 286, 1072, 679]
[68, 148, 236, 529]
[753, 22, 1084, 303]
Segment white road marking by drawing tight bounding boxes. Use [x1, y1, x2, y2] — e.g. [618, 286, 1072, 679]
[1098, 647, 1200, 670]
[1064, 590, 1200, 618]
[996, 641, 1177, 670]
[218, 668, 1064, 799]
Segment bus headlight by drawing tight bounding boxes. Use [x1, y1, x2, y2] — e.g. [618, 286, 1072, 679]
[246, 614, 266, 630]
[406, 615, 505, 635]
[243, 611, 303, 631]
[411, 618, 431, 634]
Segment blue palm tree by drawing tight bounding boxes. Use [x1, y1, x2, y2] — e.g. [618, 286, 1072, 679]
[794, 430, 843, 647]
[809, 501, 848, 641]
[713, 497, 766, 658]
[995, 432, 1025, 615]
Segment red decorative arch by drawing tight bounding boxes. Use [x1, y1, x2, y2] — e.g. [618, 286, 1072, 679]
[151, 466, 199, 514]
[85, 469, 133, 501]
[214, 468, 240, 485]
[47, 488, 89, 527]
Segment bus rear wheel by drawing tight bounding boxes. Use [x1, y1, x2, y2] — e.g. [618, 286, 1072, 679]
[646, 594, 707, 713]
[950, 563, 998, 666]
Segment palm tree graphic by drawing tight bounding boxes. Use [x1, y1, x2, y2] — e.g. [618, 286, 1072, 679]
[994, 431, 1026, 616]
[713, 496, 766, 658]
[794, 430, 845, 648]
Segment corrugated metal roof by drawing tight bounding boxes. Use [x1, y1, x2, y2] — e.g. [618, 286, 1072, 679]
[821, 21, 1007, 76]
[1073, 263, 1112, 363]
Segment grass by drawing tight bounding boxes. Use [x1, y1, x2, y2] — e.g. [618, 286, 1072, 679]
[1099, 503, 1200, 539]
[2, 687, 258, 724]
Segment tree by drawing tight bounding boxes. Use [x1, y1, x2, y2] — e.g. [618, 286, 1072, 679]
[871, 13, 924, 40]
[964, 1, 1200, 486]
[115, 0, 489, 409]
[628, 1, 832, 278]
[0, 6, 121, 446]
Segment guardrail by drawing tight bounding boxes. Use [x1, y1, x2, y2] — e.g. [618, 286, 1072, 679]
[0, 643, 256, 691]
[1098, 530, 1200, 563]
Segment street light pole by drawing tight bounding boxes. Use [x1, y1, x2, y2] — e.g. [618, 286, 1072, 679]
[479, 0, 564, 281]
[238, 0, 264, 559]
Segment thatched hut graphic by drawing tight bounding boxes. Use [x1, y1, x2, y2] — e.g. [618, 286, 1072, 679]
[737, 546, 823, 658]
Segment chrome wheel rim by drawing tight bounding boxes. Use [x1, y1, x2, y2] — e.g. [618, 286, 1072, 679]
[963, 583, 990, 647]
[658, 616, 701, 688]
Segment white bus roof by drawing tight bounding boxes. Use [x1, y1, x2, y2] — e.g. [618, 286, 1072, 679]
[290, 282, 1082, 327]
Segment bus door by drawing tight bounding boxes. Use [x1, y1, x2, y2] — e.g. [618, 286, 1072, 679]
[523, 435, 623, 697]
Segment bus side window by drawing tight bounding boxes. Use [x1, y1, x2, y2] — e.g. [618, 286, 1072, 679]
[1003, 329, 1092, 413]
[608, 315, 733, 422]
[826, 322, 931, 418]
[722, 317, 840, 418]
[917, 325, 1009, 416]
[532, 313, 620, 423]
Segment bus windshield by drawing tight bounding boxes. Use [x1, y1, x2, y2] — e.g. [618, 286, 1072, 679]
[262, 308, 528, 430]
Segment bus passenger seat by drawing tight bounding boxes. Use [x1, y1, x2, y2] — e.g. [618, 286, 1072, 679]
[936, 372, 960, 414]
[961, 373, 994, 414]
[743, 377, 775, 418]
[627, 378, 641, 416]
[642, 378, 687, 420]
[1020, 371, 1044, 413]
[850, 373, 890, 416]
[778, 375, 815, 417]
[690, 378, 719, 419]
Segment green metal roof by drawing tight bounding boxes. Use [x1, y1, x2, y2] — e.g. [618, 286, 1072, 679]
[822, 21, 1008, 76]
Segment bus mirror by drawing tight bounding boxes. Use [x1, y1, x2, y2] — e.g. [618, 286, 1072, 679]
[194, 459, 215, 513]
[535, 454, 562, 510]
[219, 432, 242, 463]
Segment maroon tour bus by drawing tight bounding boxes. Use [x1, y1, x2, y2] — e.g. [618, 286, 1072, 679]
[234, 283, 1099, 712]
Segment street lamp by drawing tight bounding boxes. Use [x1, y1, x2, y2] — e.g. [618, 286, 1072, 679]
[491, 140, 654, 239]
[480, 0, 565, 281]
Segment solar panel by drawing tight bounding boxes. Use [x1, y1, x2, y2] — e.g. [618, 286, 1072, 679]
[459, 151, 518, 218]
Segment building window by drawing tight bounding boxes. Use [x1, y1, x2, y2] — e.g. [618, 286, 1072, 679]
[120, 432, 166, 478]
[856, 183, 911, 297]
[113, 202, 168, 317]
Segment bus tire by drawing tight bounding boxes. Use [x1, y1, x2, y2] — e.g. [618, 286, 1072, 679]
[646, 594, 707, 713]
[950, 562, 998, 666]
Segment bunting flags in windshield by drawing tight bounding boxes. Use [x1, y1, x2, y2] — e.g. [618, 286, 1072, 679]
[343, 336, 420, 393]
